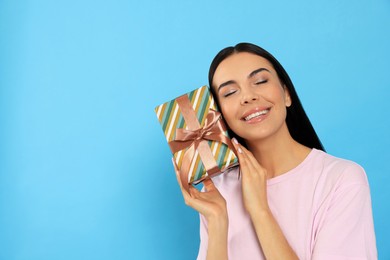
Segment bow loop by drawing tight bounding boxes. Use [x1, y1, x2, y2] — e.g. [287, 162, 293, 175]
[169, 109, 225, 154]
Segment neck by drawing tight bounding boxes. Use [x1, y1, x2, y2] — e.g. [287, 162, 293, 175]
[245, 125, 311, 179]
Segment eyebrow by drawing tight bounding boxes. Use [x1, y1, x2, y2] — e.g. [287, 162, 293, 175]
[217, 67, 270, 92]
[248, 67, 270, 78]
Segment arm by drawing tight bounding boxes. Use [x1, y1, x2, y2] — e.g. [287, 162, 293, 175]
[311, 164, 377, 259]
[172, 159, 228, 260]
[206, 216, 228, 260]
[249, 209, 298, 260]
[231, 139, 298, 260]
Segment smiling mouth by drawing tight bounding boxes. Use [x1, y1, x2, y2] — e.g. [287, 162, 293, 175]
[243, 109, 270, 121]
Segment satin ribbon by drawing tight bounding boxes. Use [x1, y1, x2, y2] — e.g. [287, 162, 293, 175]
[169, 110, 229, 153]
[169, 95, 236, 190]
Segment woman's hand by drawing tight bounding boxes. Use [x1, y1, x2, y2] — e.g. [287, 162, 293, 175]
[231, 139, 299, 259]
[231, 138, 270, 216]
[172, 158, 228, 222]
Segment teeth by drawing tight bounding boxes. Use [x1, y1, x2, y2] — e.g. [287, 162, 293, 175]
[244, 110, 268, 121]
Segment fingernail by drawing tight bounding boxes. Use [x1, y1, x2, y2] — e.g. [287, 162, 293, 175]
[232, 138, 238, 144]
[238, 147, 242, 154]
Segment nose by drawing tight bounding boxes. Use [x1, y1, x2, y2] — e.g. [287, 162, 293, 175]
[241, 90, 258, 105]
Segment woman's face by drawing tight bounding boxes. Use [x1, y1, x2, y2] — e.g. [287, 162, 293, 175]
[212, 52, 291, 143]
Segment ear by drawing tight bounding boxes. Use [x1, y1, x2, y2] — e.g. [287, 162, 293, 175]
[283, 85, 292, 107]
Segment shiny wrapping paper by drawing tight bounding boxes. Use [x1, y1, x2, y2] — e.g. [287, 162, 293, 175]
[155, 86, 238, 187]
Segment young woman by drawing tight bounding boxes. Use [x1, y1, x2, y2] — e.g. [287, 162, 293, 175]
[173, 43, 377, 259]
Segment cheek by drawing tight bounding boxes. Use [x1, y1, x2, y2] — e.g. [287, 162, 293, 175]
[265, 85, 286, 104]
[220, 102, 237, 123]
[220, 110, 237, 133]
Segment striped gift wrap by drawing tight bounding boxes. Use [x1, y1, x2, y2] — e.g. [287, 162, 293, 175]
[155, 86, 238, 185]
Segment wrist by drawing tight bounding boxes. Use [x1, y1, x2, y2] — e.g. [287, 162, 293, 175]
[248, 205, 272, 220]
[207, 215, 229, 259]
[205, 202, 228, 224]
[207, 212, 228, 229]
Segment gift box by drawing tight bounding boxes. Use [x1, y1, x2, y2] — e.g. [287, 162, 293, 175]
[154, 85, 238, 188]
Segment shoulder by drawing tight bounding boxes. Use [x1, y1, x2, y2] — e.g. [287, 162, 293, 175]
[312, 149, 369, 188]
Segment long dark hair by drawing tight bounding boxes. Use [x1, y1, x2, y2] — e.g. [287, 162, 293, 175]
[208, 42, 325, 151]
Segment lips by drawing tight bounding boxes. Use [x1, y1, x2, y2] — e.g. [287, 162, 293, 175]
[241, 107, 271, 122]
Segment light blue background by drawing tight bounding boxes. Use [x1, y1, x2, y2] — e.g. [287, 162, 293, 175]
[1, 0, 389, 259]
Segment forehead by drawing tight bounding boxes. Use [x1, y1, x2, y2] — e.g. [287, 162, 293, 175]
[213, 52, 274, 84]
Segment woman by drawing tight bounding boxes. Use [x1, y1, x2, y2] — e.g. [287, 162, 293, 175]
[173, 43, 377, 259]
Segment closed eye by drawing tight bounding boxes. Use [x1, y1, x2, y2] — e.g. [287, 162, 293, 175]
[223, 90, 237, 97]
[255, 80, 268, 85]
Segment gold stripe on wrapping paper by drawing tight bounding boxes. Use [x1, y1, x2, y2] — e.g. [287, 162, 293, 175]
[156, 104, 164, 121]
[166, 102, 180, 142]
[215, 141, 225, 168]
[189, 150, 200, 183]
[155, 104, 165, 126]
[219, 141, 228, 168]
[211, 141, 219, 160]
[191, 86, 207, 126]
[222, 149, 238, 171]
[191, 86, 203, 117]
[158, 103, 171, 140]
[156, 101, 186, 173]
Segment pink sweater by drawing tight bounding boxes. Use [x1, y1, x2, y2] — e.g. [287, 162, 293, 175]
[197, 149, 377, 259]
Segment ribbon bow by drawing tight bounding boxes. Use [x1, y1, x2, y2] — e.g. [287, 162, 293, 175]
[169, 109, 226, 153]
[169, 109, 235, 190]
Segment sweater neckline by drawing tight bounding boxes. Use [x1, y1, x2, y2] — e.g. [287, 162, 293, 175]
[266, 148, 319, 186]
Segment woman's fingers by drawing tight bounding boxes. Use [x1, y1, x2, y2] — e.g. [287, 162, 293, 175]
[172, 158, 183, 188]
[172, 158, 208, 204]
[232, 138, 265, 171]
[231, 138, 258, 173]
[172, 159, 202, 208]
[231, 138, 269, 211]
[172, 157, 190, 192]
[172, 158, 192, 201]
[239, 144, 265, 172]
[171, 158, 228, 220]
[203, 178, 217, 192]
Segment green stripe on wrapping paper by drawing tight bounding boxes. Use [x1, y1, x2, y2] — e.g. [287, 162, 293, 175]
[193, 159, 206, 183]
[188, 89, 195, 102]
[197, 87, 210, 125]
[161, 100, 174, 132]
[187, 88, 196, 118]
[216, 142, 228, 168]
[177, 112, 185, 129]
